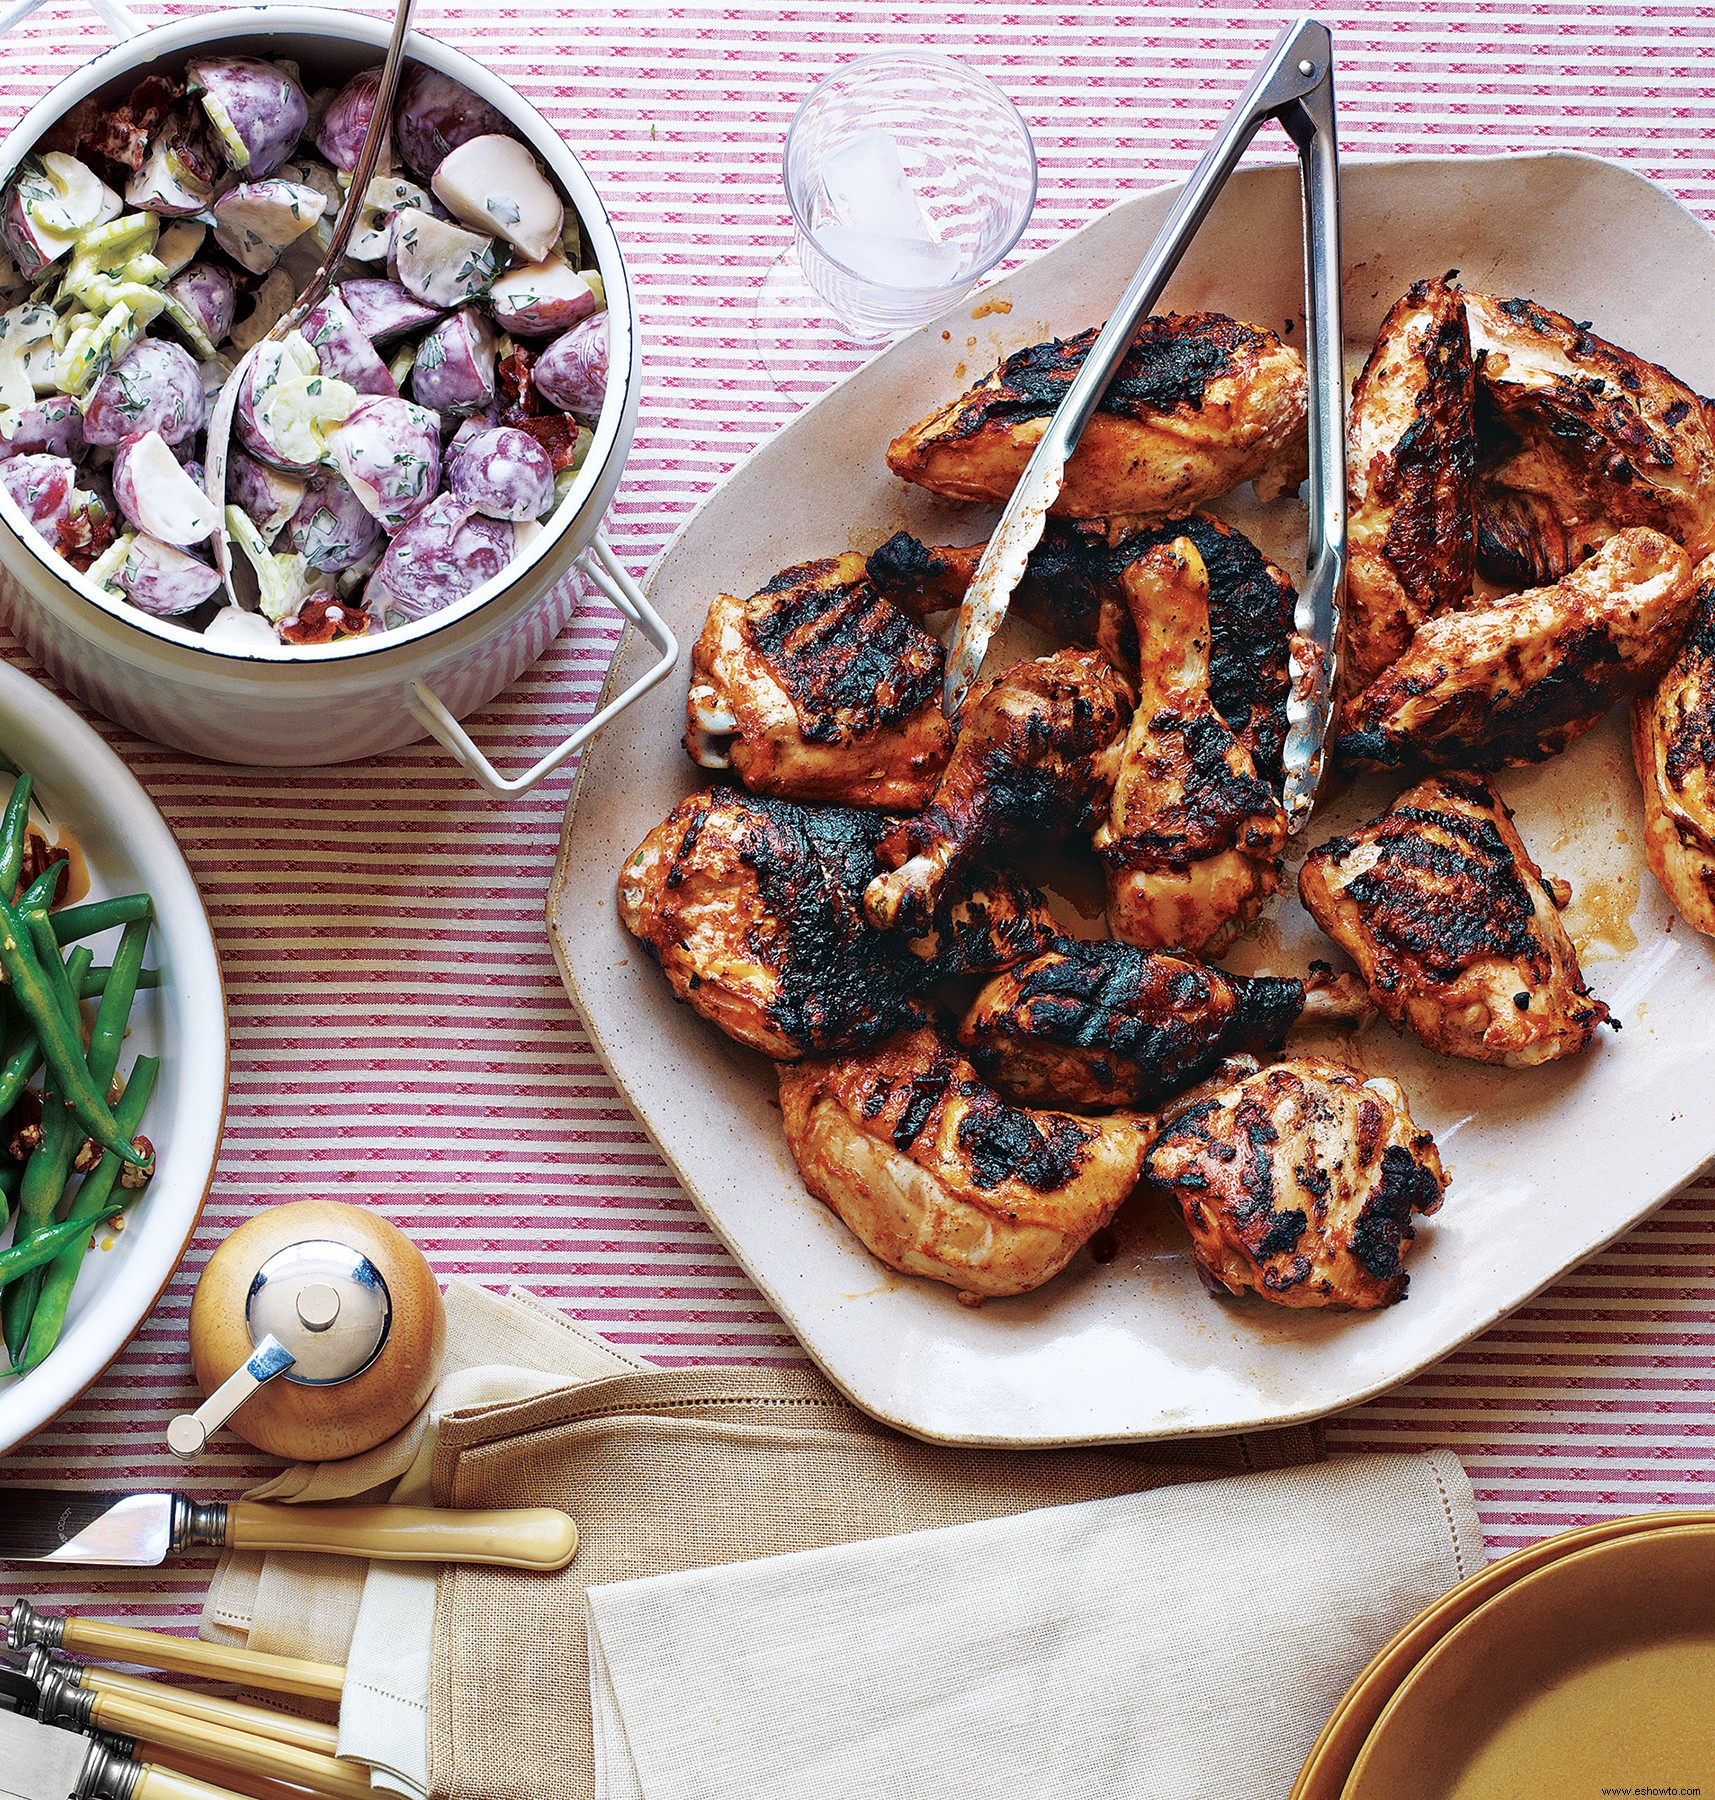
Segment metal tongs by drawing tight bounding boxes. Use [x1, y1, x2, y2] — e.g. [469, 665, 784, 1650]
[943, 14, 1345, 831]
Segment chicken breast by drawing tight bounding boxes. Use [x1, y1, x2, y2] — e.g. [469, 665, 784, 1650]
[1338, 526, 1697, 769]
[1143, 1057, 1447, 1310]
[886, 313, 1308, 519]
[779, 1025, 1153, 1301]
[1298, 772, 1610, 1066]
[1466, 291, 1715, 560]
[1631, 552, 1715, 934]
[1344, 276, 1477, 690]
[685, 552, 952, 811]
[1473, 440, 1618, 590]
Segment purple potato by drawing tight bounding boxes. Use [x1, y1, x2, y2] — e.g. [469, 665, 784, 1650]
[125, 104, 223, 217]
[112, 432, 221, 545]
[390, 212, 501, 310]
[532, 314, 608, 421]
[114, 534, 223, 615]
[392, 65, 512, 179]
[0, 396, 84, 462]
[212, 179, 326, 274]
[301, 291, 397, 398]
[84, 338, 206, 447]
[167, 262, 238, 348]
[409, 308, 494, 417]
[284, 467, 385, 573]
[337, 279, 444, 345]
[327, 395, 441, 532]
[0, 454, 75, 532]
[315, 67, 385, 172]
[486, 255, 598, 338]
[188, 55, 310, 180]
[364, 494, 514, 623]
[445, 425, 554, 522]
[227, 448, 306, 542]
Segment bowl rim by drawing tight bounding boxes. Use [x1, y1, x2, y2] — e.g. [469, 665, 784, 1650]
[0, 657, 228, 1456]
[0, 6, 638, 667]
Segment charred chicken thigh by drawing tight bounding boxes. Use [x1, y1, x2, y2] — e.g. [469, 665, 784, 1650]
[1344, 276, 1477, 691]
[864, 648, 1133, 934]
[1143, 1057, 1447, 1310]
[778, 1025, 1153, 1301]
[886, 313, 1309, 519]
[1338, 527, 1697, 769]
[685, 552, 952, 811]
[1092, 539, 1286, 955]
[1299, 773, 1610, 1066]
[1631, 553, 1715, 934]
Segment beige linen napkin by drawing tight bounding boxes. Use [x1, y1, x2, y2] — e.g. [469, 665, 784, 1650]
[584, 1450, 1484, 1800]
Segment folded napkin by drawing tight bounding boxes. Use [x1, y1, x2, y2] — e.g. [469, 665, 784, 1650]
[584, 1450, 1484, 1800]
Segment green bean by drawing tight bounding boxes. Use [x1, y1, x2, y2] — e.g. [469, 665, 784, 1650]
[87, 917, 149, 1094]
[2, 1085, 75, 1357]
[0, 1186, 144, 1301]
[0, 774, 31, 898]
[0, 1024, 42, 1120]
[15, 1054, 157, 1376]
[49, 895, 152, 944]
[0, 896, 139, 1166]
[77, 966, 161, 1000]
[21, 904, 80, 1037]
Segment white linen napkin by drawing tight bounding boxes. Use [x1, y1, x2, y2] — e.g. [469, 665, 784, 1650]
[585, 1449, 1484, 1800]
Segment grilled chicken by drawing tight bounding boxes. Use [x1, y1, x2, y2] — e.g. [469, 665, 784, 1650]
[684, 552, 952, 811]
[1298, 772, 1610, 1065]
[886, 313, 1309, 519]
[1466, 291, 1715, 562]
[778, 1025, 1153, 1301]
[1338, 526, 1697, 769]
[864, 648, 1133, 934]
[868, 510, 1298, 787]
[956, 937, 1368, 1110]
[1474, 440, 1618, 590]
[1092, 539, 1286, 954]
[1344, 277, 1477, 691]
[618, 789, 1054, 1060]
[1143, 1057, 1446, 1310]
[1631, 553, 1715, 934]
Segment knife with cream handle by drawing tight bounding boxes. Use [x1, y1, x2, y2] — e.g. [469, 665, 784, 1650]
[0, 1708, 256, 1800]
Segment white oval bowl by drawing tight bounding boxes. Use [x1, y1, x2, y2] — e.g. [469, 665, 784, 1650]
[0, 662, 226, 1456]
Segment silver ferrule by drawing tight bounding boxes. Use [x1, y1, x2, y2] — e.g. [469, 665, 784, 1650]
[77, 1736, 142, 1800]
[169, 1495, 230, 1551]
[5, 1598, 65, 1654]
[37, 1660, 95, 1730]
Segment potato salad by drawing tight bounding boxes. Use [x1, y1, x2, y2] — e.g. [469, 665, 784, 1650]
[0, 56, 610, 645]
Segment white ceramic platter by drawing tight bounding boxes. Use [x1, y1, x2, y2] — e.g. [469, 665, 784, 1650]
[551, 152, 1715, 1446]
[0, 663, 227, 1457]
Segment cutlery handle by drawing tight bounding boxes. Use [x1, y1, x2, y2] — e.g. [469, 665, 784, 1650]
[92, 1694, 371, 1800]
[225, 1500, 579, 1569]
[59, 1617, 345, 1704]
[92, 1668, 339, 1755]
[137, 1744, 336, 1800]
[135, 1768, 272, 1800]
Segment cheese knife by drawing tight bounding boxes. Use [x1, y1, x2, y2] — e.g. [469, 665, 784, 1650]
[0, 1489, 578, 1569]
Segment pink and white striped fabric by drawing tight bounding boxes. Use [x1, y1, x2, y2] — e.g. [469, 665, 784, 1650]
[1, 0, 1711, 1645]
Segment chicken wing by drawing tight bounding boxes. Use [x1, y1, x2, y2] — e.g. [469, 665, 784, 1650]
[778, 1025, 1153, 1301]
[957, 936, 1307, 1110]
[1092, 539, 1286, 954]
[1338, 526, 1697, 769]
[1631, 553, 1715, 934]
[1298, 772, 1610, 1065]
[685, 552, 952, 811]
[886, 313, 1308, 519]
[867, 510, 1298, 787]
[864, 648, 1133, 934]
[618, 789, 1055, 1060]
[1143, 1057, 1447, 1309]
[1466, 291, 1715, 560]
[1344, 276, 1477, 690]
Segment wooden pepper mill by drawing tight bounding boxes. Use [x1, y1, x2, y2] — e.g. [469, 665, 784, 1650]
[169, 1200, 445, 1463]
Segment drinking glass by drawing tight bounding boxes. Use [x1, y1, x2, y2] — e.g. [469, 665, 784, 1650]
[755, 52, 1037, 400]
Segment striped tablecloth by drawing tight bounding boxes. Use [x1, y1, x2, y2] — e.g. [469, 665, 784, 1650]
[1, 0, 1710, 1639]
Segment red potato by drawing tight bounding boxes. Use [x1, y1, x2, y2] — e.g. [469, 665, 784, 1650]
[227, 448, 307, 542]
[0, 397, 84, 463]
[316, 67, 384, 172]
[113, 534, 223, 615]
[212, 179, 327, 274]
[167, 262, 238, 348]
[84, 338, 206, 447]
[0, 454, 75, 530]
[338, 279, 444, 345]
[125, 105, 223, 217]
[365, 493, 514, 622]
[327, 394, 442, 532]
[390, 212, 502, 310]
[446, 425, 554, 521]
[284, 466, 385, 572]
[486, 255, 598, 338]
[532, 314, 608, 421]
[301, 291, 397, 398]
[431, 135, 562, 264]
[410, 308, 495, 416]
[112, 431, 221, 545]
[189, 55, 309, 179]
[392, 65, 512, 179]
[234, 334, 357, 475]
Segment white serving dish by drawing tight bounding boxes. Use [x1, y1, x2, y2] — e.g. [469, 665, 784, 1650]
[0, 661, 226, 1458]
[0, 7, 673, 795]
[551, 151, 1715, 1447]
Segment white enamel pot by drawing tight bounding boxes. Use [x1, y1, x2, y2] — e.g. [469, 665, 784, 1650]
[0, 3, 676, 796]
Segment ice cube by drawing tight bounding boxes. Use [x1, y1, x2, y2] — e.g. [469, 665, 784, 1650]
[813, 224, 964, 292]
[819, 128, 935, 240]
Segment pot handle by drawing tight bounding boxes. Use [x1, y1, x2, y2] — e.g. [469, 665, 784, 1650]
[406, 532, 680, 800]
[0, 0, 142, 42]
